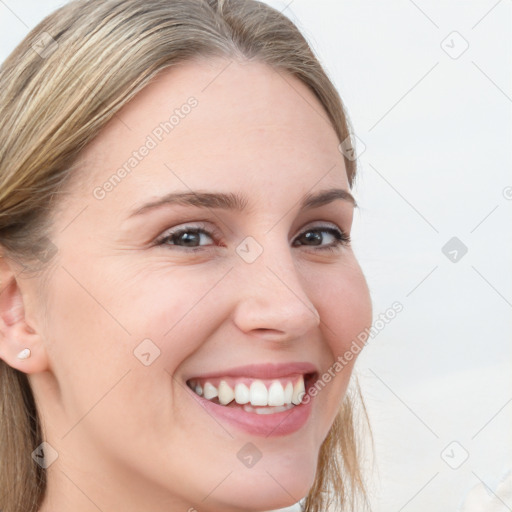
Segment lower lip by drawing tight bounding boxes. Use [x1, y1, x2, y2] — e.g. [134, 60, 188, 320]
[186, 387, 314, 437]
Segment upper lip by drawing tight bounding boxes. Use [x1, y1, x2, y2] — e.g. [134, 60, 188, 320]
[186, 362, 318, 381]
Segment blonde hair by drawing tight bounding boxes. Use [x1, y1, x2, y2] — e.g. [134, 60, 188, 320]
[0, 1, 372, 510]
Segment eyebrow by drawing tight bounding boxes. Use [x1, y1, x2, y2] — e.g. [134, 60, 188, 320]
[128, 187, 356, 218]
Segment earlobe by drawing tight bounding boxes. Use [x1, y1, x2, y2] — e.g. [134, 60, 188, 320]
[16, 347, 32, 360]
[0, 258, 50, 374]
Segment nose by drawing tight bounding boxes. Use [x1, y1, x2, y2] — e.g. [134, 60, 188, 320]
[231, 238, 321, 343]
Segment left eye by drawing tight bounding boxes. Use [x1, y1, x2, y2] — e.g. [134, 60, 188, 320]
[292, 226, 350, 251]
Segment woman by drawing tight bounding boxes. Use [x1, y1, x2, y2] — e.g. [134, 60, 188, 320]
[0, 1, 373, 511]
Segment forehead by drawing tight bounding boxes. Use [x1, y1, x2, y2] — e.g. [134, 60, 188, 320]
[71, 57, 348, 212]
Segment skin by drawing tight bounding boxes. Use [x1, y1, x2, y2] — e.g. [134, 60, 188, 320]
[0, 58, 372, 512]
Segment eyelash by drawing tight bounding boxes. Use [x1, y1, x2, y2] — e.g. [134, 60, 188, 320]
[155, 222, 351, 253]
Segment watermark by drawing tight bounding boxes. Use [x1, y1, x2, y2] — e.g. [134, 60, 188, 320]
[32, 236, 58, 264]
[440, 441, 469, 469]
[237, 442, 262, 468]
[503, 186, 512, 200]
[440, 31, 469, 60]
[235, 236, 264, 263]
[92, 96, 198, 200]
[31, 32, 59, 59]
[338, 133, 366, 161]
[133, 338, 161, 366]
[31, 441, 59, 469]
[301, 301, 404, 404]
[441, 236, 468, 263]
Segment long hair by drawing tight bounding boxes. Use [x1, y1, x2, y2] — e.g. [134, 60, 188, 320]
[0, 1, 372, 510]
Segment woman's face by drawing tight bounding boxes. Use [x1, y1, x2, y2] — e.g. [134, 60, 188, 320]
[28, 58, 372, 512]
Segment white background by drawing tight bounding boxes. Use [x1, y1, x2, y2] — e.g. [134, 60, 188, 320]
[1, 1, 511, 511]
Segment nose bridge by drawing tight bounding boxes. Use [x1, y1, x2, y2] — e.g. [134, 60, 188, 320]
[231, 233, 320, 339]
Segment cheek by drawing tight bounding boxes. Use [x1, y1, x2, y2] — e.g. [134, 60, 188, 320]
[309, 258, 373, 354]
[128, 267, 231, 370]
[41, 269, 139, 423]
[41, 264, 225, 461]
[304, 259, 372, 425]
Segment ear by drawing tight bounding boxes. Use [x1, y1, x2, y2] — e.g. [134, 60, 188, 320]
[0, 256, 50, 374]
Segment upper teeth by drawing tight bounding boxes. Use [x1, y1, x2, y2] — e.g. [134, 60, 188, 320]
[188, 375, 307, 407]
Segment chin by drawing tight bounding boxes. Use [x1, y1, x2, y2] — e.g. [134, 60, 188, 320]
[207, 487, 307, 512]
[202, 449, 318, 512]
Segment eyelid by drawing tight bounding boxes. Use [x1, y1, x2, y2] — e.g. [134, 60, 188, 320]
[300, 220, 340, 231]
[155, 221, 220, 244]
[156, 219, 345, 239]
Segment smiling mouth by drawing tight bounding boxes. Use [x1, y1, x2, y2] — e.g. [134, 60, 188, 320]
[186, 372, 317, 414]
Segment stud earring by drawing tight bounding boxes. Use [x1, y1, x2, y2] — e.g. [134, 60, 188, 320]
[16, 348, 31, 360]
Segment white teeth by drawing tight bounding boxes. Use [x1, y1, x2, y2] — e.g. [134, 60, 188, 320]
[243, 403, 295, 414]
[203, 382, 218, 400]
[234, 382, 250, 404]
[250, 380, 268, 406]
[268, 381, 285, 406]
[218, 380, 235, 405]
[292, 376, 306, 405]
[284, 382, 293, 404]
[190, 374, 309, 408]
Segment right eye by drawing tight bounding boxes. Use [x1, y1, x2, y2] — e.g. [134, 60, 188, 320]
[155, 223, 220, 252]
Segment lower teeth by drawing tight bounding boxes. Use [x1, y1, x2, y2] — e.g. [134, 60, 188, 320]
[241, 403, 295, 414]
